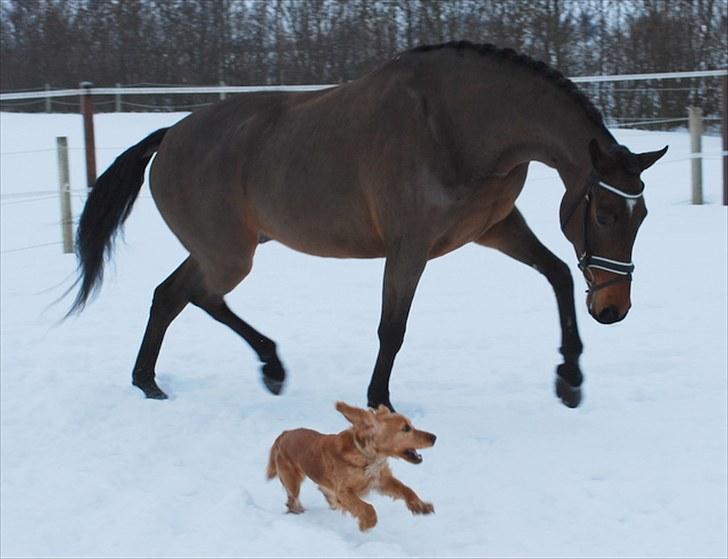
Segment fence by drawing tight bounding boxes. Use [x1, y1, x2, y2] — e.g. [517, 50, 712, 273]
[1, 69, 727, 255]
[2, 70, 727, 133]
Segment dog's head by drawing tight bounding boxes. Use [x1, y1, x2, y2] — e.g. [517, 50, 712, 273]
[336, 401, 436, 464]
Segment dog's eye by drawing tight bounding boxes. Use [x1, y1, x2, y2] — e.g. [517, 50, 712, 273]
[402, 424, 411, 432]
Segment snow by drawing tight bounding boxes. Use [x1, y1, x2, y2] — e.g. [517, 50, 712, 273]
[1, 111, 726, 558]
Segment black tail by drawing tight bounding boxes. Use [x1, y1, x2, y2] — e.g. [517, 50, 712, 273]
[68, 128, 168, 315]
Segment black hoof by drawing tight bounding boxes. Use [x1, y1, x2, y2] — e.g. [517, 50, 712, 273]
[367, 399, 395, 412]
[556, 362, 583, 408]
[261, 358, 285, 395]
[555, 377, 582, 408]
[263, 374, 284, 395]
[133, 380, 168, 400]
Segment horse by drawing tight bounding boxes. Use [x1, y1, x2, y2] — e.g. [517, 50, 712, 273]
[70, 41, 667, 411]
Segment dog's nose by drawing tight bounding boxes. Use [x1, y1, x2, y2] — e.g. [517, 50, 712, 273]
[429, 433, 437, 445]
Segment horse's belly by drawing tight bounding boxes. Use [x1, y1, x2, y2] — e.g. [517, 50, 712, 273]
[253, 195, 386, 259]
[268, 228, 385, 259]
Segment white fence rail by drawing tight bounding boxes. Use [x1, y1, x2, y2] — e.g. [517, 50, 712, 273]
[1, 69, 725, 101]
[0, 84, 335, 101]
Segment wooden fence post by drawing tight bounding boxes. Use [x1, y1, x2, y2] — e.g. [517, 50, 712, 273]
[80, 81, 97, 190]
[115, 83, 122, 112]
[44, 83, 51, 113]
[688, 106, 703, 205]
[57, 137, 73, 254]
[722, 75, 727, 206]
[220, 80, 226, 101]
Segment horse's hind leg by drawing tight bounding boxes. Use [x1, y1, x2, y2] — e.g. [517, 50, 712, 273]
[189, 290, 285, 395]
[132, 257, 199, 399]
[132, 249, 286, 398]
[475, 207, 584, 408]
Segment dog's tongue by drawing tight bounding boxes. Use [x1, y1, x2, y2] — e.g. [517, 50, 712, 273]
[404, 449, 422, 463]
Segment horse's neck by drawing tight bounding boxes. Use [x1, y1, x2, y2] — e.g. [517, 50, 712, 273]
[432, 60, 616, 191]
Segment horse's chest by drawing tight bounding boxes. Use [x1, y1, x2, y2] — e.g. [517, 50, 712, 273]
[429, 183, 521, 257]
[463, 172, 526, 228]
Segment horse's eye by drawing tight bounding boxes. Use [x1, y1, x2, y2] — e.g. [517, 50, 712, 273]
[402, 424, 411, 432]
[596, 209, 616, 226]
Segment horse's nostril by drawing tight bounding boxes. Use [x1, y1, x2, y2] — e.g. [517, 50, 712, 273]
[597, 306, 619, 323]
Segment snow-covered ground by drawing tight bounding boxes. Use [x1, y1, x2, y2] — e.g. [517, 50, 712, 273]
[1, 111, 726, 558]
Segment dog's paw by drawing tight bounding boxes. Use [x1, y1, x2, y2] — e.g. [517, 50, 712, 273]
[286, 499, 305, 514]
[407, 500, 434, 515]
[358, 506, 378, 531]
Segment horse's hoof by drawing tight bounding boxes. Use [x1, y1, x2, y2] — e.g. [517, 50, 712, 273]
[555, 376, 582, 408]
[367, 399, 395, 412]
[262, 375, 284, 395]
[133, 380, 168, 400]
[261, 359, 285, 395]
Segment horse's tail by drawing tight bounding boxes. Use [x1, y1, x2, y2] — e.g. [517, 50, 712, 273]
[68, 127, 169, 315]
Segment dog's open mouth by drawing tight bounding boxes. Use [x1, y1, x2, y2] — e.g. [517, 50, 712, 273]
[401, 449, 423, 464]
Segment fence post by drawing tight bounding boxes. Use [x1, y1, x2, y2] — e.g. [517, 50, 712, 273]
[688, 106, 703, 205]
[220, 80, 226, 101]
[722, 75, 727, 206]
[45, 83, 51, 113]
[56, 137, 73, 254]
[115, 83, 122, 112]
[80, 81, 97, 190]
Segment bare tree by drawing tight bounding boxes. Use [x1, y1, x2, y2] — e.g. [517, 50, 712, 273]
[1, 0, 725, 123]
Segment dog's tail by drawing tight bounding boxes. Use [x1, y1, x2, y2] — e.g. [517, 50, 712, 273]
[266, 434, 284, 480]
[266, 448, 277, 480]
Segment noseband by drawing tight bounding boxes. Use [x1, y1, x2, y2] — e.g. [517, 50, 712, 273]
[561, 173, 643, 294]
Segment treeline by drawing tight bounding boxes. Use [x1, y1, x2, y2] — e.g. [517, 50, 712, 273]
[1, 0, 726, 123]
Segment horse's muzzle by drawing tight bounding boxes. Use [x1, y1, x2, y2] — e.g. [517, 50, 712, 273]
[591, 304, 629, 324]
[586, 269, 632, 324]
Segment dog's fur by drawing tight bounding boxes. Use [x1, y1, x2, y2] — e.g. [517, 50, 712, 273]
[267, 402, 436, 531]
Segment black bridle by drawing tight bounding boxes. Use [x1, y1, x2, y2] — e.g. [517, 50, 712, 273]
[561, 172, 643, 294]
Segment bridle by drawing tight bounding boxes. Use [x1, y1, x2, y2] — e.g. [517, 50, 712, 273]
[561, 172, 644, 295]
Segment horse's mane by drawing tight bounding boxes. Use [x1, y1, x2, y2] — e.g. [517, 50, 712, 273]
[407, 41, 607, 132]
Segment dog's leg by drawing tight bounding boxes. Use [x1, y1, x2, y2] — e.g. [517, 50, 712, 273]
[377, 470, 434, 515]
[276, 455, 305, 514]
[318, 486, 339, 510]
[338, 490, 377, 531]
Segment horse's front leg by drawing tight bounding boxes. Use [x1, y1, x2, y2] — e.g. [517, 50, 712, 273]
[476, 207, 584, 408]
[366, 240, 427, 411]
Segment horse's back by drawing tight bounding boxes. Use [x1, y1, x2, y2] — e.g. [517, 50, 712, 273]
[151, 68, 423, 258]
[147, 57, 508, 262]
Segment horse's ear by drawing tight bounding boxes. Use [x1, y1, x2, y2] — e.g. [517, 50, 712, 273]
[637, 145, 668, 171]
[589, 139, 608, 174]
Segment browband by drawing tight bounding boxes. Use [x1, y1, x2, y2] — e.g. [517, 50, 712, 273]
[598, 180, 644, 199]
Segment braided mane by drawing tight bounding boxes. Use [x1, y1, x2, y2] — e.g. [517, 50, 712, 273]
[407, 41, 607, 132]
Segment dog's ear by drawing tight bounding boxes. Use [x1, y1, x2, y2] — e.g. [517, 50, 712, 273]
[373, 404, 390, 416]
[336, 401, 372, 424]
[336, 401, 377, 435]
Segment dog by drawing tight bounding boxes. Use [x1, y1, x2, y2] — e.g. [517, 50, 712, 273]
[266, 401, 436, 531]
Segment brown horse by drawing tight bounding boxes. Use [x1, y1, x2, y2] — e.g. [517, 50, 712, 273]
[71, 41, 667, 410]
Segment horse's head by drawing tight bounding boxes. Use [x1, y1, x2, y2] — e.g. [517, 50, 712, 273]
[561, 140, 668, 324]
